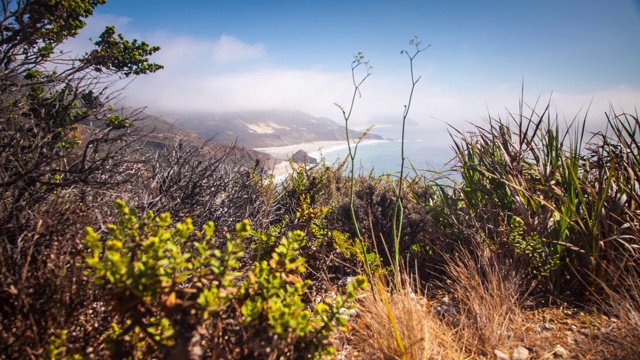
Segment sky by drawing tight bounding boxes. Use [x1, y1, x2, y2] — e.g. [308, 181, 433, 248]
[72, 0, 640, 138]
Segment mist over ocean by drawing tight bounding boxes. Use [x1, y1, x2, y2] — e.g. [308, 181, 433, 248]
[312, 125, 456, 176]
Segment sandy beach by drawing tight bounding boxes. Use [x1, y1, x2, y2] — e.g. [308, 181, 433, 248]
[254, 140, 350, 159]
[255, 139, 384, 180]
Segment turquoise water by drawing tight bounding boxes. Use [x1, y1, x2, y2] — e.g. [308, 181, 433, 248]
[312, 140, 454, 176]
[311, 126, 456, 177]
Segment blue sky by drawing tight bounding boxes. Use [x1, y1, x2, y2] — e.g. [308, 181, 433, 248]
[80, 0, 640, 135]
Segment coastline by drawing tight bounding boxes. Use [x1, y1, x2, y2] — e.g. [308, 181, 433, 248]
[255, 139, 386, 180]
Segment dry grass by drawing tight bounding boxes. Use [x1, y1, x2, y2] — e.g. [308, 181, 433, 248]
[349, 273, 464, 360]
[597, 267, 640, 359]
[345, 238, 527, 360]
[340, 240, 640, 359]
[443, 240, 526, 355]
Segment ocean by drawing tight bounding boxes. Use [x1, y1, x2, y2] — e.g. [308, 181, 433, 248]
[310, 125, 456, 177]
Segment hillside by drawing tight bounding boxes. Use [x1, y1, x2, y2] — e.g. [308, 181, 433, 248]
[80, 110, 278, 172]
[167, 109, 383, 148]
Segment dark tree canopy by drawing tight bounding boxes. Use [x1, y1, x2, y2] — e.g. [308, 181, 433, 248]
[0, 1, 165, 356]
[0, 0, 162, 225]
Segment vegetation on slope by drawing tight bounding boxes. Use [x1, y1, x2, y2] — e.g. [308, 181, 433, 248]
[1, 1, 639, 359]
[171, 109, 383, 148]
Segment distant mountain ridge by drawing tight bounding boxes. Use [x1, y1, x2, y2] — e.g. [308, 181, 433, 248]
[169, 110, 382, 148]
[79, 110, 279, 172]
[87, 109, 383, 174]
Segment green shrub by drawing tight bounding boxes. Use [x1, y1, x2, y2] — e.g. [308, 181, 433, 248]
[448, 102, 640, 296]
[271, 163, 376, 280]
[47, 330, 83, 360]
[84, 200, 366, 359]
[242, 228, 366, 357]
[508, 216, 559, 276]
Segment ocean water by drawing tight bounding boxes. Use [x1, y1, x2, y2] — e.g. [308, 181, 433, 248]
[311, 125, 456, 177]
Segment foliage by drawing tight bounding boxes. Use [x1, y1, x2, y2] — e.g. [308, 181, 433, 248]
[0, 1, 163, 356]
[332, 230, 383, 273]
[0, 0, 162, 232]
[242, 228, 367, 358]
[84, 201, 367, 359]
[47, 330, 83, 360]
[89, 25, 163, 76]
[271, 162, 375, 279]
[508, 216, 559, 276]
[296, 192, 332, 243]
[85, 200, 244, 356]
[329, 173, 441, 280]
[448, 99, 640, 295]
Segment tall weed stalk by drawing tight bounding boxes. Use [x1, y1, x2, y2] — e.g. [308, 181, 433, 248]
[392, 37, 429, 273]
[336, 52, 373, 279]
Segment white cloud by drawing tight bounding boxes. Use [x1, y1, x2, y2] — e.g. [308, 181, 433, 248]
[134, 33, 267, 73]
[149, 35, 213, 70]
[123, 66, 640, 134]
[108, 33, 640, 144]
[210, 35, 267, 64]
[63, 14, 133, 55]
[124, 67, 353, 117]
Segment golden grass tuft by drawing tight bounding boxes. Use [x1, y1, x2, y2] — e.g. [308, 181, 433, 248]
[346, 238, 526, 359]
[443, 240, 525, 354]
[349, 273, 464, 360]
[597, 266, 640, 359]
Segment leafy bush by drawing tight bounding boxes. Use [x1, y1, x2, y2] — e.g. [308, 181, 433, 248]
[270, 163, 377, 279]
[84, 200, 366, 359]
[508, 216, 559, 276]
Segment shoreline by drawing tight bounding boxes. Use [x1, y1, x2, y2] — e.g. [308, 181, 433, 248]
[254, 139, 387, 180]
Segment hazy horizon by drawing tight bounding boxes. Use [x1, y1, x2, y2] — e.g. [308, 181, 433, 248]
[66, 1, 640, 141]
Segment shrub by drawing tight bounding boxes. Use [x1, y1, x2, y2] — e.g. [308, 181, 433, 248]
[84, 200, 367, 359]
[0, 3, 163, 355]
[448, 100, 640, 296]
[269, 163, 376, 280]
[138, 136, 274, 230]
